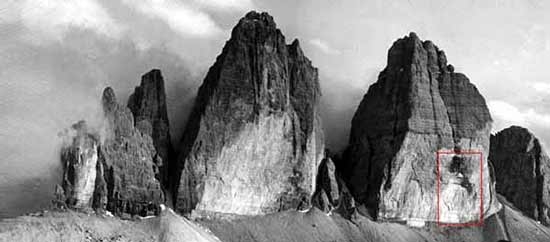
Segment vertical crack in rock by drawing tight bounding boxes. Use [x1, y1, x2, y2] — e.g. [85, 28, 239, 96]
[342, 32, 500, 224]
[174, 11, 324, 216]
[490, 126, 550, 226]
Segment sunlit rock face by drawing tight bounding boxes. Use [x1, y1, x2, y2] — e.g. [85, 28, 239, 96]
[94, 87, 164, 216]
[342, 33, 500, 223]
[128, 69, 175, 187]
[490, 126, 550, 226]
[60, 121, 99, 209]
[175, 11, 324, 216]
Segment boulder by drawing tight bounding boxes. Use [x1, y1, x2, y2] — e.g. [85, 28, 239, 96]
[490, 126, 550, 225]
[342, 32, 500, 223]
[175, 11, 324, 216]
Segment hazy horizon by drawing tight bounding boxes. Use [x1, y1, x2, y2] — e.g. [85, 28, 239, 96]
[2, 0, 550, 218]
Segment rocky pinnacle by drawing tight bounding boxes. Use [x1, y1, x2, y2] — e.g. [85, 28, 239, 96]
[58, 87, 164, 217]
[490, 126, 550, 226]
[174, 11, 324, 216]
[128, 69, 175, 187]
[342, 32, 500, 223]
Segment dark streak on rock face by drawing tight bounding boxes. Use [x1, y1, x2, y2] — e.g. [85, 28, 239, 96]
[490, 126, 550, 226]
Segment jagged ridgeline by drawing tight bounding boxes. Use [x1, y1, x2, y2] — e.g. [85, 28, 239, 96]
[175, 11, 325, 216]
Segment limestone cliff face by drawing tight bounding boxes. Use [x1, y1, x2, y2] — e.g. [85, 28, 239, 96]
[128, 69, 175, 187]
[342, 33, 500, 223]
[59, 121, 99, 209]
[490, 126, 550, 226]
[175, 11, 324, 216]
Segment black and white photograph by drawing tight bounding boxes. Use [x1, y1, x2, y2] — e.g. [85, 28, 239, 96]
[1, 0, 550, 241]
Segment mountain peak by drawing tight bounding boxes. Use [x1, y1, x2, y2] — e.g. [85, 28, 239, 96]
[343, 33, 499, 223]
[231, 11, 280, 43]
[386, 32, 449, 73]
[175, 11, 324, 216]
[243, 11, 276, 25]
[142, 69, 162, 82]
[127, 69, 174, 188]
[288, 38, 304, 58]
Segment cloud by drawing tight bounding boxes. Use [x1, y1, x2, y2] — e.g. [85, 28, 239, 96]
[488, 100, 550, 130]
[309, 38, 341, 55]
[122, 0, 221, 37]
[194, 0, 254, 11]
[531, 81, 550, 94]
[15, 0, 122, 43]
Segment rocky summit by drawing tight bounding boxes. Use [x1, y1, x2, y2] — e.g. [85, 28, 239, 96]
[490, 126, 550, 226]
[127, 69, 175, 187]
[175, 11, 324, 216]
[342, 33, 500, 224]
[57, 87, 164, 217]
[96, 87, 164, 216]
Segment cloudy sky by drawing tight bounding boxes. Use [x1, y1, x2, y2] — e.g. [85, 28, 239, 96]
[1, 0, 549, 217]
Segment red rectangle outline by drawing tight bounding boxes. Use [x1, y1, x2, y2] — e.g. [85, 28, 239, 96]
[436, 150, 484, 227]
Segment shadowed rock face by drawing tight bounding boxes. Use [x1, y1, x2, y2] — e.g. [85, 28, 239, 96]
[175, 11, 324, 216]
[127, 69, 175, 187]
[342, 33, 500, 223]
[490, 126, 550, 226]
